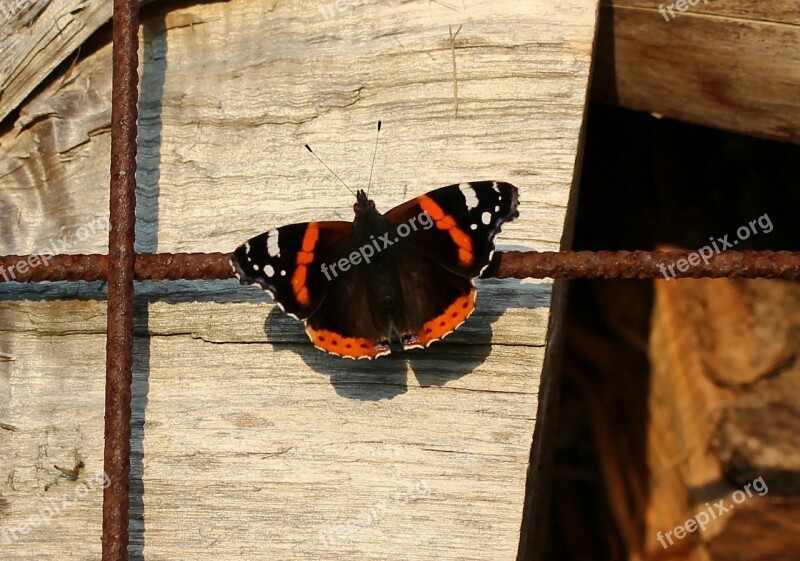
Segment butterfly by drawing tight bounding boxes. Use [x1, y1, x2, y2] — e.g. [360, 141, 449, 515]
[231, 180, 519, 359]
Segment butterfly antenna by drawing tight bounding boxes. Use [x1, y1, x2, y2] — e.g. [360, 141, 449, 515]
[304, 144, 356, 197]
[366, 120, 382, 197]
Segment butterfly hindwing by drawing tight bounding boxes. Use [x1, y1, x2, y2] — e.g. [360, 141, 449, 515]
[390, 248, 477, 350]
[383, 181, 519, 278]
[231, 221, 352, 320]
[305, 264, 394, 359]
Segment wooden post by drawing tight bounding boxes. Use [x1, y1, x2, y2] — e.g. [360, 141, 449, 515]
[0, 1, 598, 558]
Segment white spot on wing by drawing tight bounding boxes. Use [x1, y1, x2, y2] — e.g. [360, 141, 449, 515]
[481, 211, 492, 225]
[266, 229, 280, 257]
[491, 181, 500, 193]
[265, 264, 275, 277]
[253, 264, 260, 271]
[470, 224, 478, 230]
[459, 183, 479, 210]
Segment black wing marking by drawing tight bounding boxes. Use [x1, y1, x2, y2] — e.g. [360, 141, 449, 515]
[231, 221, 352, 320]
[383, 181, 519, 278]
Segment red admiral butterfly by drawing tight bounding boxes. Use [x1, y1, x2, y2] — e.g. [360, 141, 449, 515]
[231, 127, 519, 359]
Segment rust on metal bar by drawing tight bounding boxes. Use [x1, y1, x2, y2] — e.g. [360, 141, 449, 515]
[103, 0, 140, 559]
[0, 253, 232, 283]
[487, 250, 800, 280]
[1, 250, 800, 284]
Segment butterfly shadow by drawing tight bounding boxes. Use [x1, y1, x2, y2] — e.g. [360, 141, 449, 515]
[263, 277, 550, 401]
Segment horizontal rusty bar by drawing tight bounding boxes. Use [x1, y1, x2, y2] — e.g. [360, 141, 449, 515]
[1, 250, 799, 284]
[487, 250, 800, 280]
[0, 253, 231, 283]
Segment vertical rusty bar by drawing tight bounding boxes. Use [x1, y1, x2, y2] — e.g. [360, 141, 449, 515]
[103, 0, 139, 559]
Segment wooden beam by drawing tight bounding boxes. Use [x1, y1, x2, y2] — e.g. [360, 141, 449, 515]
[594, 0, 800, 143]
[0, 0, 597, 559]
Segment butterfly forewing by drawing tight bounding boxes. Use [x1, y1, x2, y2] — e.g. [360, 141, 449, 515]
[231, 221, 352, 320]
[383, 181, 519, 278]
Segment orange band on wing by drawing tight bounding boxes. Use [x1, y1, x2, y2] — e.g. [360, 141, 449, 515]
[417, 195, 474, 266]
[306, 325, 390, 359]
[291, 224, 319, 307]
[301, 225, 319, 252]
[403, 287, 476, 349]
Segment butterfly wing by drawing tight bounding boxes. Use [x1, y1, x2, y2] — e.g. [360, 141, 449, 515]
[383, 181, 518, 349]
[383, 181, 519, 278]
[232, 220, 393, 358]
[231, 221, 352, 320]
[390, 248, 477, 350]
[304, 266, 394, 359]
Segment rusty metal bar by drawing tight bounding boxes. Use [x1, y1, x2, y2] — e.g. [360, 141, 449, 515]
[487, 249, 800, 280]
[1, 250, 800, 284]
[103, 0, 139, 559]
[0, 253, 231, 283]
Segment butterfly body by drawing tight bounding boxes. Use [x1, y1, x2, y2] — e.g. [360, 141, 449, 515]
[232, 181, 519, 359]
[349, 190, 401, 315]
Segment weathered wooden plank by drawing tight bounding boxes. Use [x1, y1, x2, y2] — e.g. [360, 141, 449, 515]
[595, 0, 800, 143]
[0, 0, 597, 559]
[0, 0, 165, 126]
[1, 331, 543, 559]
[607, 0, 800, 23]
[0, 281, 553, 345]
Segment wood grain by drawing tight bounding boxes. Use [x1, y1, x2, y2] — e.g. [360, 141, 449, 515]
[646, 278, 800, 560]
[0, 0, 597, 559]
[0, 0, 166, 126]
[595, 0, 800, 143]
